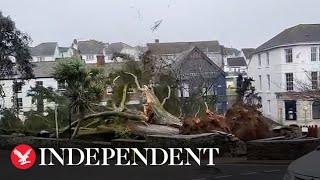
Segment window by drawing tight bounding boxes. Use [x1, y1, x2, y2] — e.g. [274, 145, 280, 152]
[311, 71, 318, 90]
[266, 52, 270, 65]
[285, 48, 293, 63]
[311, 47, 318, 61]
[285, 100, 297, 120]
[312, 101, 320, 119]
[37, 57, 44, 62]
[87, 55, 94, 60]
[13, 82, 22, 93]
[36, 81, 43, 87]
[267, 75, 270, 90]
[267, 100, 271, 113]
[258, 54, 261, 66]
[16, 98, 23, 109]
[57, 81, 66, 90]
[179, 83, 189, 97]
[285, 73, 294, 91]
[259, 75, 262, 90]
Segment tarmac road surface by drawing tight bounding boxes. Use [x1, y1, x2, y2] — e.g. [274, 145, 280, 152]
[0, 150, 288, 180]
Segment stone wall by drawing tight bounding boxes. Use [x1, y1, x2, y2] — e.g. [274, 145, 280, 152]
[247, 138, 320, 160]
[0, 132, 246, 157]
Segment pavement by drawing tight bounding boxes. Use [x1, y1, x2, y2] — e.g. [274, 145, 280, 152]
[0, 150, 289, 180]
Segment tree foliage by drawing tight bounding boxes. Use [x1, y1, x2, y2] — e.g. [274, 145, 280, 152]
[236, 74, 262, 108]
[53, 57, 108, 139]
[0, 11, 34, 79]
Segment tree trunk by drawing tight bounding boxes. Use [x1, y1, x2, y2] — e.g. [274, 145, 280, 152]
[70, 112, 85, 140]
[142, 85, 182, 127]
[127, 121, 179, 136]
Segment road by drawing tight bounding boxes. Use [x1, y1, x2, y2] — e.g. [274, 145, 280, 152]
[0, 150, 287, 180]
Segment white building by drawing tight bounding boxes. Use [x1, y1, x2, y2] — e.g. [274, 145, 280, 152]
[248, 24, 320, 126]
[0, 61, 64, 117]
[71, 39, 136, 63]
[30, 42, 61, 62]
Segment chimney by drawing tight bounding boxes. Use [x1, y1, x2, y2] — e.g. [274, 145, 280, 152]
[155, 39, 159, 43]
[96, 54, 105, 66]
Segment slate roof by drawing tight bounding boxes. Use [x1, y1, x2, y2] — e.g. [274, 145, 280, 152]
[31, 42, 57, 56]
[78, 40, 105, 54]
[241, 48, 255, 59]
[147, 40, 221, 54]
[255, 24, 320, 53]
[106, 42, 132, 54]
[32, 61, 58, 78]
[59, 47, 69, 53]
[227, 57, 247, 67]
[223, 47, 240, 56]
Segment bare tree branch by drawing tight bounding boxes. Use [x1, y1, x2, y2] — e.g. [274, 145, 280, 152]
[161, 85, 171, 107]
[124, 72, 141, 89]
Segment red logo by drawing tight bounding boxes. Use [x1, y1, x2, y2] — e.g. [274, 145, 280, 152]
[11, 144, 36, 169]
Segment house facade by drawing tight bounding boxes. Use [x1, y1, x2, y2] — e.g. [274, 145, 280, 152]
[71, 39, 137, 63]
[0, 61, 63, 120]
[248, 24, 320, 125]
[30, 42, 61, 62]
[148, 42, 227, 114]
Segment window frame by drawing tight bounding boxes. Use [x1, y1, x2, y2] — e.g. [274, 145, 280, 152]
[285, 73, 294, 91]
[16, 98, 23, 109]
[311, 71, 318, 90]
[259, 75, 262, 90]
[285, 48, 293, 63]
[266, 52, 270, 66]
[267, 75, 271, 90]
[36, 81, 43, 87]
[311, 47, 318, 61]
[258, 54, 261, 66]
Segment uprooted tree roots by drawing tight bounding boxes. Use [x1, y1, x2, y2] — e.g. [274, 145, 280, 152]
[180, 102, 272, 141]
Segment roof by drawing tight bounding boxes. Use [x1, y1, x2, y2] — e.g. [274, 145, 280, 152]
[59, 47, 69, 53]
[223, 47, 240, 56]
[78, 40, 105, 54]
[147, 40, 221, 54]
[241, 48, 255, 59]
[32, 61, 58, 78]
[31, 42, 57, 56]
[255, 24, 320, 53]
[106, 42, 132, 54]
[173, 46, 226, 76]
[227, 57, 247, 67]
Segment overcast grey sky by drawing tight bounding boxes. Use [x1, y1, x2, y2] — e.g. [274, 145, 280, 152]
[1, 0, 320, 49]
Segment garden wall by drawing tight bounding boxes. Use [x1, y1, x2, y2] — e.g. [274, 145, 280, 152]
[247, 138, 320, 160]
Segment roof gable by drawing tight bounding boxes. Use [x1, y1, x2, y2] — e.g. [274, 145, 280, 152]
[174, 46, 226, 76]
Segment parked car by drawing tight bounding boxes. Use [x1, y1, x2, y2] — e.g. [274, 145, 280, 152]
[283, 146, 320, 180]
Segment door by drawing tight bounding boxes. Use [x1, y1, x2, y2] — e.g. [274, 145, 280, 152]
[285, 100, 297, 121]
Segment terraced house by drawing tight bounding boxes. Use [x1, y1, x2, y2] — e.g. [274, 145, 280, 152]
[248, 24, 320, 125]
